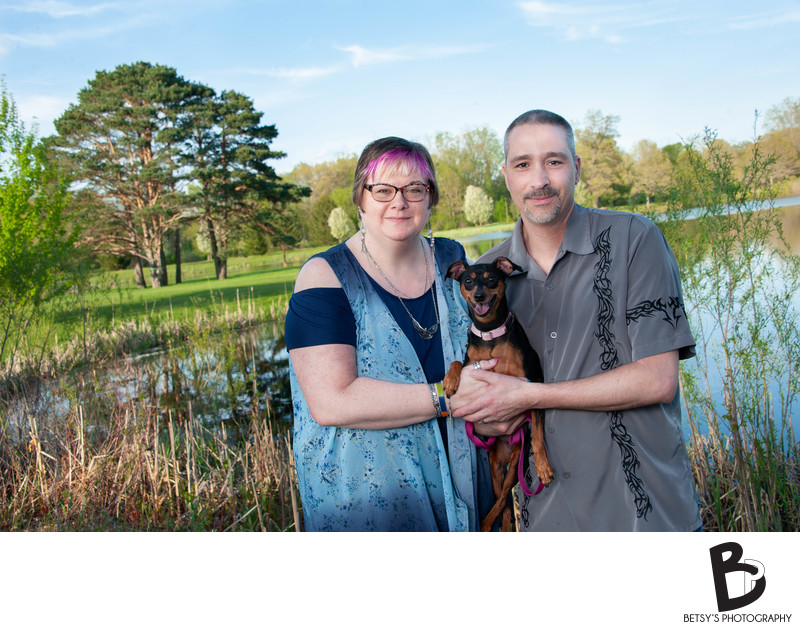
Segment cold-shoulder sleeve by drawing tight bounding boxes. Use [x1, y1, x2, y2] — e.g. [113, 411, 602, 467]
[284, 287, 357, 350]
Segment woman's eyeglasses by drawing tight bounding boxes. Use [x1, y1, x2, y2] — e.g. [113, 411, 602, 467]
[365, 183, 430, 202]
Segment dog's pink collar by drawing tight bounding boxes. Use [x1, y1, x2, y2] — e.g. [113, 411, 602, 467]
[470, 313, 513, 341]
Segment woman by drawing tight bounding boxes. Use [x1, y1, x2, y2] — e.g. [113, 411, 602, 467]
[285, 137, 489, 531]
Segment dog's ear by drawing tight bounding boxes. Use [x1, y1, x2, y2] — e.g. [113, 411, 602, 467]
[447, 261, 467, 281]
[494, 257, 522, 276]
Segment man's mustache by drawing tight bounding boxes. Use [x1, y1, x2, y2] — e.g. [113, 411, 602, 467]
[523, 187, 559, 200]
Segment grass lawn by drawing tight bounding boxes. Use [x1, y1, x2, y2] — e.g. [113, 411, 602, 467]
[56, 247, 326, 334]
[73, 223, 519, 328]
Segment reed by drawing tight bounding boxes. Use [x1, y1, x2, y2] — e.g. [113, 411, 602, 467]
[0, 291, 301, 531]
[655, 127, 800, 531]
[0, 373, 301, 532]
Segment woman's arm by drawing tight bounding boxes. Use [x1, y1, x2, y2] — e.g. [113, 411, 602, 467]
[290, 344, 440, 429]
[290, 253, 438, 430]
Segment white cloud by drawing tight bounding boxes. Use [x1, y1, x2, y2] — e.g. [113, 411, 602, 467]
[517, 1, 683, 43]
[2, 1, 119, 18]
[234, 65, 342, 81]
[714, 10, 800, 32]
[0, 21, 137, 49]
[337, 42, 493, 68]
[338, 44, 409, 68]
[16, 94, 71, 135]
[518, 1, 800, 42]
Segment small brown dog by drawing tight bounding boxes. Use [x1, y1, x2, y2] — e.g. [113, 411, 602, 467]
[444, 257, 554, 531]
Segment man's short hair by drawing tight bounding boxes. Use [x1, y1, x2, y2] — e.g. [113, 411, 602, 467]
[504, 109, 577, 161]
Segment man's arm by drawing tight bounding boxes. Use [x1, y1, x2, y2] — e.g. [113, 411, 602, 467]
[450, 350, 679, 426]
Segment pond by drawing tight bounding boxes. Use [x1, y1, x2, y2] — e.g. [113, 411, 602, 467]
[6, 200, 800, 442]
[4, 323, 293, 446]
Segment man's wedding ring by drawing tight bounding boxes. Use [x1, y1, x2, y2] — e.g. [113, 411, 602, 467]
[473, 362, 481, 371]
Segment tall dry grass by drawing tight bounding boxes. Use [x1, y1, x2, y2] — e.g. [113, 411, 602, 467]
[0, 294, 301, 532]
[1, 391, 301, 531]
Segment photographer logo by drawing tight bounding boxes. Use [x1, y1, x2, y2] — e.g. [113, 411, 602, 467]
[709, 541, 766, 612]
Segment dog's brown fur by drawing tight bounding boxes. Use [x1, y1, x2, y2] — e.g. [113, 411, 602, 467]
[444, 257, 554, 531]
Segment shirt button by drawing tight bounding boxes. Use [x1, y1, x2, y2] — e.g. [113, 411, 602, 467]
[563, 472, 571, 479]
[546, 283, 554, 291]
[547, 426, 555, 433]
[550, 332, 557, 339]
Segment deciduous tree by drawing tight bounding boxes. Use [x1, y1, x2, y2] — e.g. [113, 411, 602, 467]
[286, 156, 356, 245]
[328, 207, 354, 243]
[765, 97, 800, 180]
[430, 126, 506, 227]
[1, 83, 80, 368]
[631, 139, 671, 207]
[575, 110, 630, 207]
[463, 185, 493, 225]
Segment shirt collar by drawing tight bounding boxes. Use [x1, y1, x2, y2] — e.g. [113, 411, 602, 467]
[506, 218, 532, 273]
[506, 203, 594, 275]
[561, 204, 594, 256]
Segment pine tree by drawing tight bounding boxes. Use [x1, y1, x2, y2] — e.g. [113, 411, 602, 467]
[183, 90, 309, 279]
[52, 61, 211, 287]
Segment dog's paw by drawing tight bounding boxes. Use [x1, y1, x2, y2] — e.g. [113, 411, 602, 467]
[442, 361, 463, 397]
[536, 462, 555, 487]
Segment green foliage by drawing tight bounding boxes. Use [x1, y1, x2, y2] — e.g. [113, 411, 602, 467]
[51, 62, 211, 288]
[250, 204, 304, 266]
[0, 82, 82, 369]
[575, 110, 631, 207]
[285, 155, 357, 245]
[184, 88, 309, 279]
[764, 96, 800, 180]
[306, 195, 337, 246]
[327, 207, 355, 243]
[329, 186, 353, 213]
[462, 185, 493, 226]
[653, 127, 800, 531]
[430, 126, 507, 227]
[631, 139, 671, 207]
[49, 62, 308, 287]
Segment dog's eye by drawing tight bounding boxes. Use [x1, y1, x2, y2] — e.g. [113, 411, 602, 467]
[463, 277, 474, 289]
[485, 276, 498, 288]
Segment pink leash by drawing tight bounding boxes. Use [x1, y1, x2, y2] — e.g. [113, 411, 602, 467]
[465, 414, 544, 496]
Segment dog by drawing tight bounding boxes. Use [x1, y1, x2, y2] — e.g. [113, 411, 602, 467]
[443, 257, 554, 531]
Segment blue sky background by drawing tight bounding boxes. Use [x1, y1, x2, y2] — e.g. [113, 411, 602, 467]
[1, 0, 799, 174]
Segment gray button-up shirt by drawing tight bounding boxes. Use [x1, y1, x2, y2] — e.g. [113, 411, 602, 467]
[479, 205, 701, 531]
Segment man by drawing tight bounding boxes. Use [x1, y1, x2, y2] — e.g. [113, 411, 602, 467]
[450, 109, 701, 531]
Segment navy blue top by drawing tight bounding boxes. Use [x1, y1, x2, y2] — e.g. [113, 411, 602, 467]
[285, 245, 453, 383]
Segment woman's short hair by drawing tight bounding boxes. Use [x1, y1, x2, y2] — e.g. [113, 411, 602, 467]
[352, 137, 439, 208]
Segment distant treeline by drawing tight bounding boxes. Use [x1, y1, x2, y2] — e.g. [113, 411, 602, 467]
[286, 101, 800, 245]
[6, 60, 800, 289]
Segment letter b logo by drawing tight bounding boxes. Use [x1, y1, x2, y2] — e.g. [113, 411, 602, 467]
[709, 542, 766, 612]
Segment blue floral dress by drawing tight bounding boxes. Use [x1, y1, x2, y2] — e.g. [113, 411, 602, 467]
[289, 238, 481, 531]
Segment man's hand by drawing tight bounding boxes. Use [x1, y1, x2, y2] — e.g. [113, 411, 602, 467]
[450, 358, 535, 433]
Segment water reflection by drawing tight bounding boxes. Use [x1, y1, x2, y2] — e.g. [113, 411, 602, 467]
[4, 323, 293, 444]
[5, 203, 798, 438]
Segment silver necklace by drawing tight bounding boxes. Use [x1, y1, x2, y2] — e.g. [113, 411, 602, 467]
[362, 237, 440, 340]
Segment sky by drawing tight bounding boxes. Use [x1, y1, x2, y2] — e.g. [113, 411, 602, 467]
[1, 0, 799, 175]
